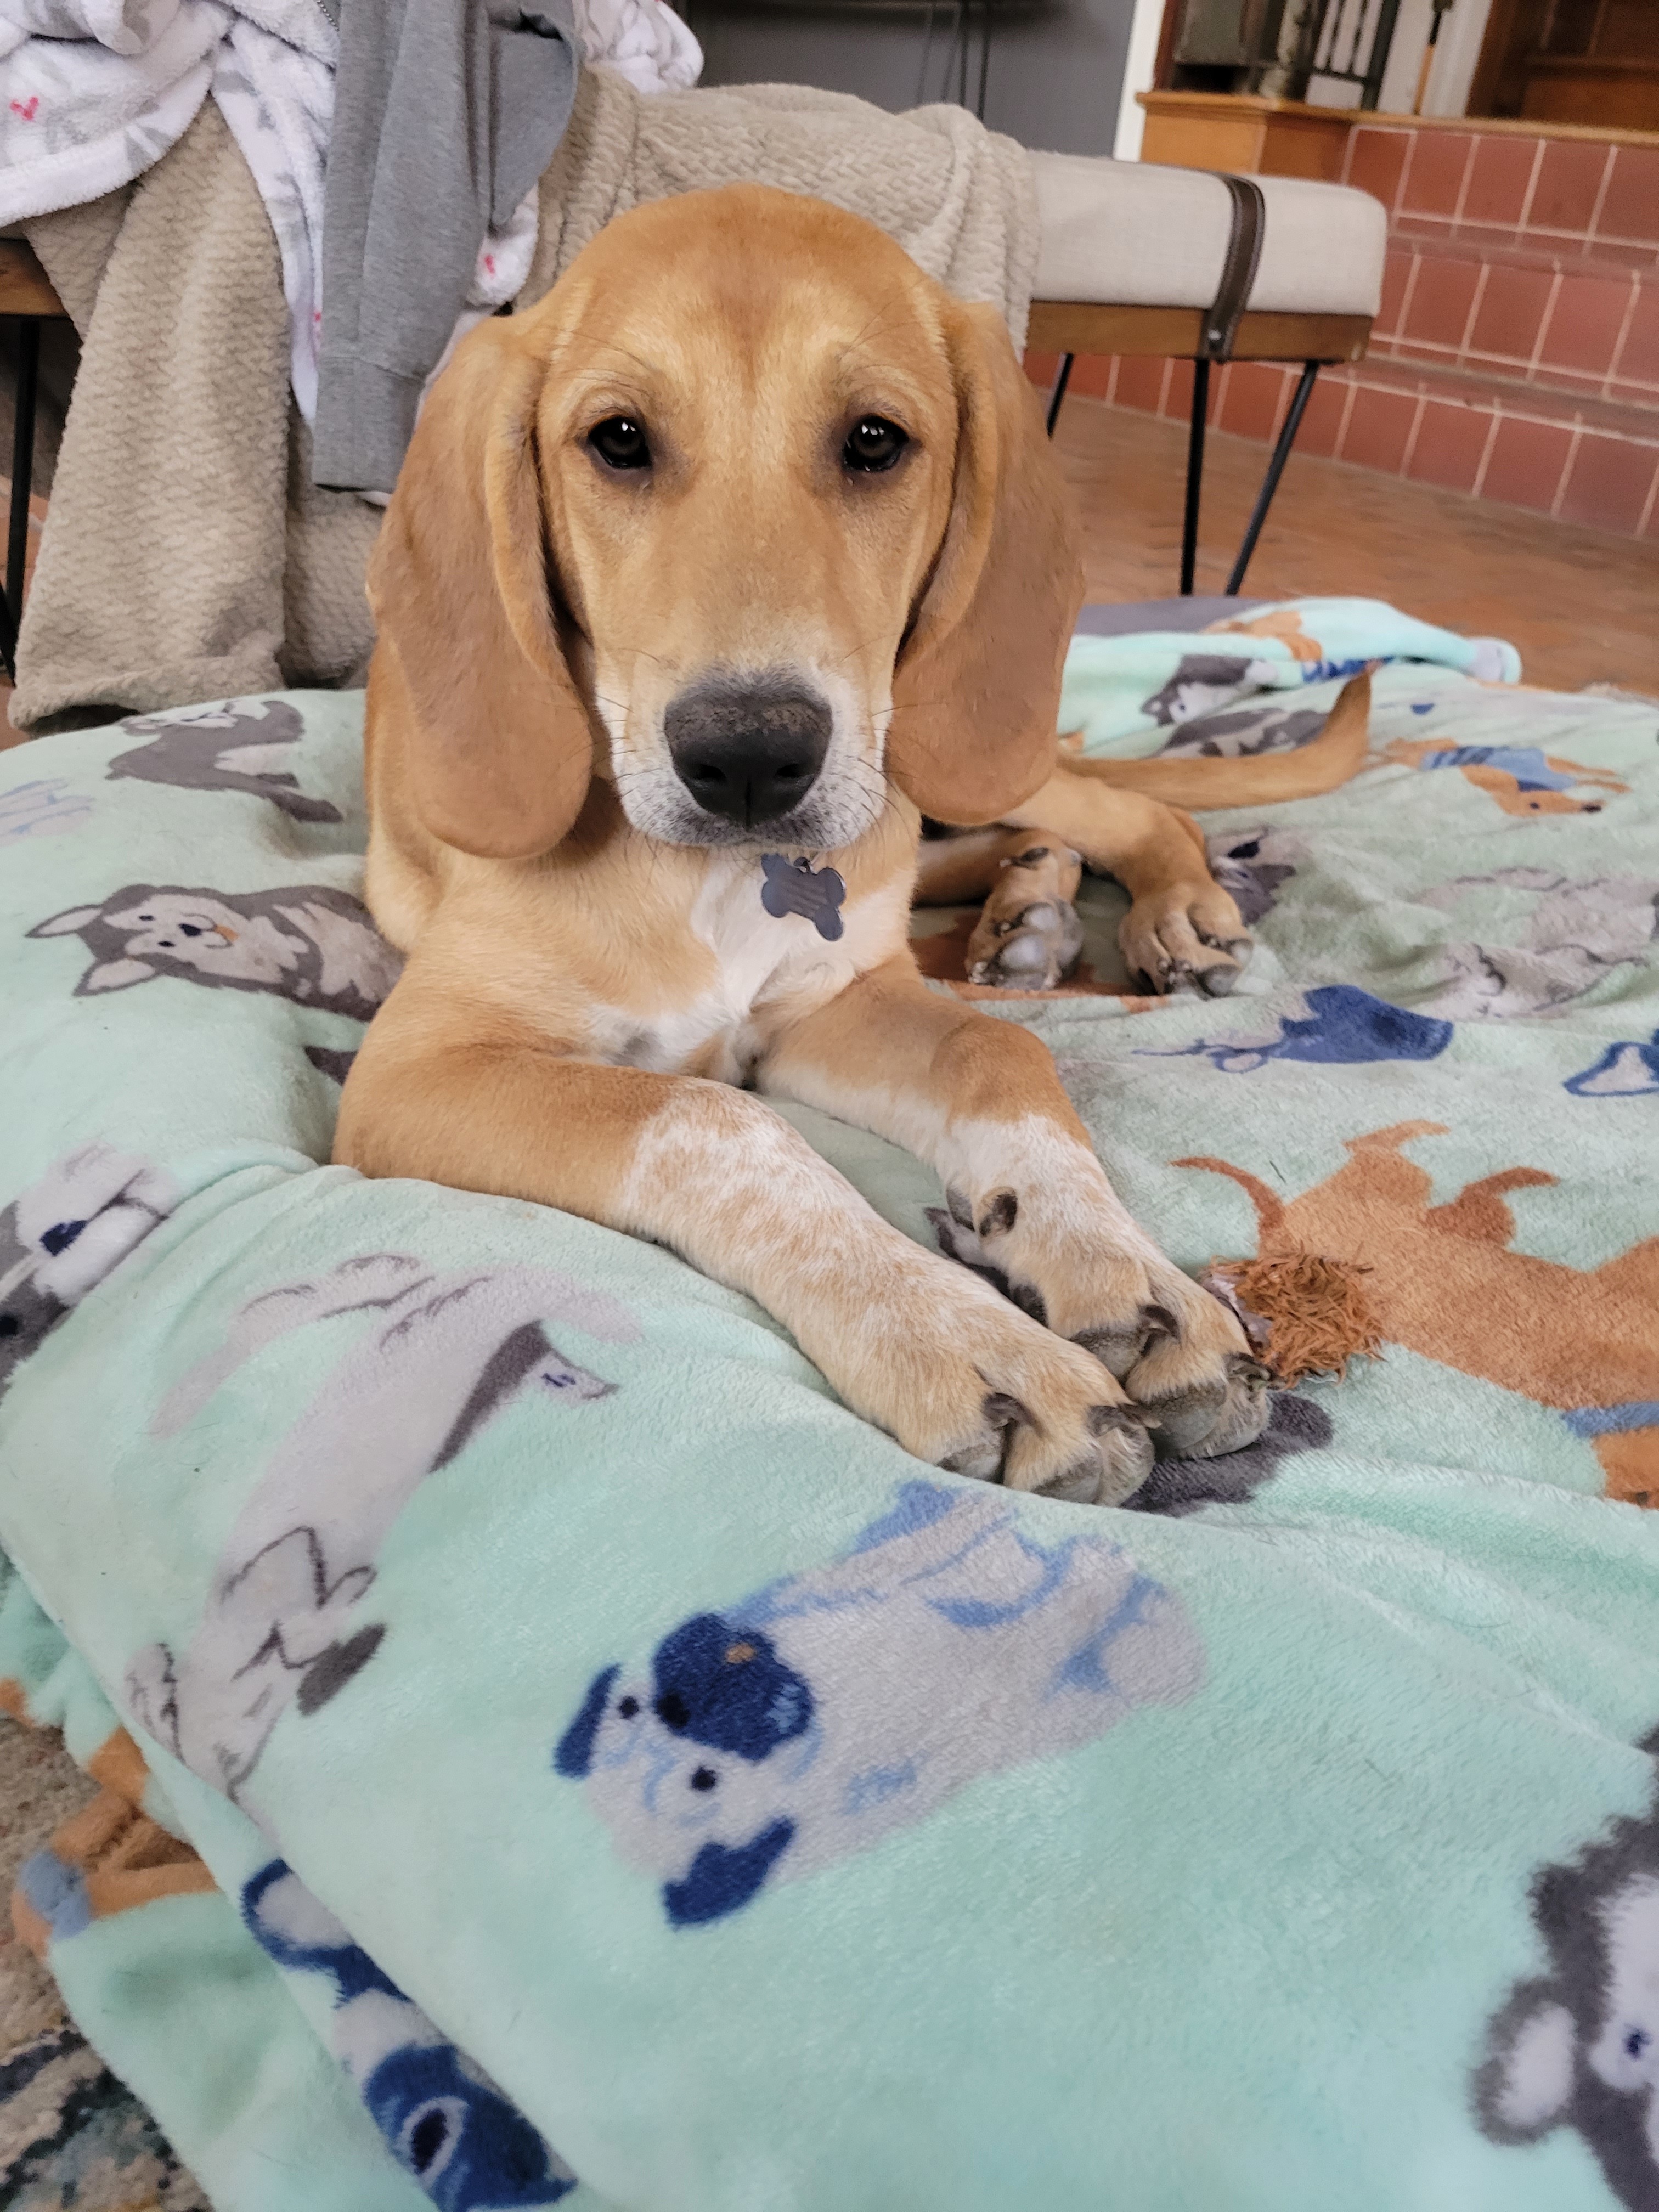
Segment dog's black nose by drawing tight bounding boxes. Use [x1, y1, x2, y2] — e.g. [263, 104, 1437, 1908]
[664, 674, 832, 828]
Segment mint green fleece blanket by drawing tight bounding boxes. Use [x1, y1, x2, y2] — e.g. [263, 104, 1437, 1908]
[0, 611, 1657, 2211]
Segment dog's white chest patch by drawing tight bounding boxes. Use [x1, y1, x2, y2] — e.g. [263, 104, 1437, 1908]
[588, 854, 900, 1081]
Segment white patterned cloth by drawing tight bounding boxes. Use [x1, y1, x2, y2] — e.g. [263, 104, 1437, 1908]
[0, 0, 699, 417]
[204, 0, 334, 417]
[0, 0, 225, 219]
[572, 0, 699, 93]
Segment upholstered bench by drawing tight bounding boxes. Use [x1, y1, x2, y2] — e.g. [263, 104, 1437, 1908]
[1028, 158, 1387, 594]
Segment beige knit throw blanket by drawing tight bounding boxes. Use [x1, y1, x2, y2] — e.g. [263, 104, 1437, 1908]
[14, 69, 1038, 731]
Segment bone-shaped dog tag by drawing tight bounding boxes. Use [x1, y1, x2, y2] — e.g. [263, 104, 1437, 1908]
[760, 854, 846, 941]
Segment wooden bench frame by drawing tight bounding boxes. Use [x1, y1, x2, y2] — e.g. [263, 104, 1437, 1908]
[1030, 303, 1373, 597]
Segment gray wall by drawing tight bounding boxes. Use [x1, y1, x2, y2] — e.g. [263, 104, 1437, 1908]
[689, 1, 1137, 157]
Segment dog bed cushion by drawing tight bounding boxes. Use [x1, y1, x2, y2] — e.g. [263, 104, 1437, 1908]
[1, 622, 1657, 2211]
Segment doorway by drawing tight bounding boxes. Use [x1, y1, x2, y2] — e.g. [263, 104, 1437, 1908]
[1469, 0, 1659, 128]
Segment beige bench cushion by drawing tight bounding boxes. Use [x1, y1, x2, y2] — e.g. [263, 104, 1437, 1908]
[1031, 154, 1386, 319]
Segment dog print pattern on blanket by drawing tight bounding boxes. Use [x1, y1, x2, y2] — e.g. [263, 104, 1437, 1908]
[1419, 869, 1659, 1021]
[244, 1861, 578, 2208]
[1569, 1029, 1659, 1098]
[0, 774, 96, 845]
[127, 1255, 635, 1807]
[1476, 1731, 1659, 2212]
[0, 1143, 177, 1407]
[555, 1479, 1202, 1926]
[1137, 984, 1453, 1075]
[1381, 737, 1629, 817]
[105, 699, 345, 824]
[1178, 1121, 1659, 1507]
[30, 882, 400, 1017]
[1, 653, 1657, 2212]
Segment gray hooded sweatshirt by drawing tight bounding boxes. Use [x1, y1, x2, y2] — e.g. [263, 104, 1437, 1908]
[312, 0, 579, 493]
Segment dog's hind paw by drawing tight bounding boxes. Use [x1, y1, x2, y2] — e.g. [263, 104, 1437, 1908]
[967, 898, 1085, 990]
[1121, 885, 1251, 997]
[965, 839, 1086, 991]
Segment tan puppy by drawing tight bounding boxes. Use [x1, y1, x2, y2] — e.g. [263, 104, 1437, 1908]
[337, 184, 1334, 1504]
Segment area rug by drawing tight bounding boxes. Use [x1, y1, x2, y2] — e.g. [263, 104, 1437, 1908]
[0, 1714, 206, 2211]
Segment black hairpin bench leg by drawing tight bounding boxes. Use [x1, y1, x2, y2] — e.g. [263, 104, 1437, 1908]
[1180, 357, 1212, 597]
[1045, 352, 1074, 439]
[1044, 343, 1321, 600]
[1047, 347, 1212, 594]
[3, 317, 40, 681]
[1226, 359, 1320, 597]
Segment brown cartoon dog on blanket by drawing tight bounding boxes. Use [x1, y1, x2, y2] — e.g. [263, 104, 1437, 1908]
[1381, 736, 1629, 818]
[1179, 1121, 1659, 1505]
[8, 1726, 216, 1962]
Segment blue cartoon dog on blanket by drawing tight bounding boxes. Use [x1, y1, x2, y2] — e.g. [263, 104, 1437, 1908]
[244, 1860, 576, 2208]
[556, 1481, 1201, 1927]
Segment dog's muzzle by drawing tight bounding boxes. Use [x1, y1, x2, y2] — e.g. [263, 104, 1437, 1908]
[664, 673, 833, 830]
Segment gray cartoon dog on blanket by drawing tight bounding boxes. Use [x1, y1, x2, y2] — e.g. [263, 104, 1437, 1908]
[555, 1480, 1202, 1927]
[1476, 1730, 1659, 2212]
[106, 699, 343, 823]
[126, 1255, 636, 1808]
[30, 883, 401, 1019]
[0, 1143, 178, 1406]
[1418, 867, 1659, 1019]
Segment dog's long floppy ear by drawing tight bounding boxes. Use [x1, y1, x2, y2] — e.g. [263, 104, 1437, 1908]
[368, 319, 593, 860]
[887, 301, 1084, 827]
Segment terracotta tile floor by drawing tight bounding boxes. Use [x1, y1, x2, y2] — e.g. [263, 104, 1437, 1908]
[1051, 394, 1659, 697]
[5, 410, 1658, 747]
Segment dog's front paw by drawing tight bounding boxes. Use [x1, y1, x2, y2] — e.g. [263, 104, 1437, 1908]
[1120, 884, 1250, 997]
[935, 1176, 1271, 1463]
[1118, 1269, 1273, 1459]
[831, 1251, 1155, 1506]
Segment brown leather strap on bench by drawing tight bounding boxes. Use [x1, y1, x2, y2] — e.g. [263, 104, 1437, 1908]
[1199, 174, 1266, 363]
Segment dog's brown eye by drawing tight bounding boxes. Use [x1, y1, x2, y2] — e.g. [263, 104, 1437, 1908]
[843, 416, 908, 473]
[588, 416, 651, 471]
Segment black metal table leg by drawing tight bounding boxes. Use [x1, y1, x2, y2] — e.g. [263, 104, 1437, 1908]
[1045, 352, 1074, 439]
[1226, 359, 1319, 596]
[4, 317, 40, 679]
[1180, 356, 1211, 597]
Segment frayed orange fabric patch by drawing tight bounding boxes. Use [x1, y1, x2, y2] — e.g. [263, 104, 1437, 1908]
[1208, 1252, 1384, 1389]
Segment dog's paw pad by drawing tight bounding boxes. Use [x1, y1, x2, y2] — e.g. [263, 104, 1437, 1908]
[967, 900, 1084, 991]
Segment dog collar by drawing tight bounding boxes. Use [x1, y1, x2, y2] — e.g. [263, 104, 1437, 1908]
[760, 854, 845, 941]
